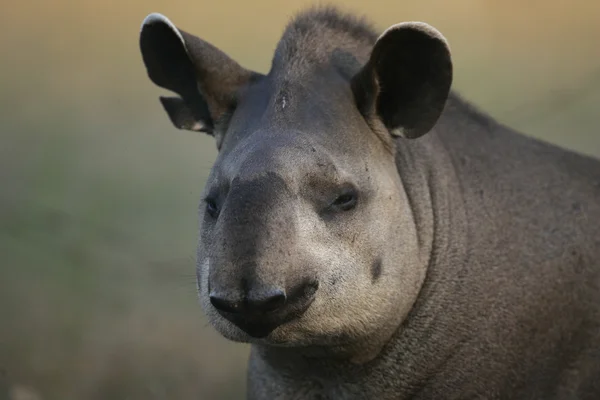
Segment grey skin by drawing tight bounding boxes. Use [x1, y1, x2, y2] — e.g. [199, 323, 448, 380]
[139, 6, 600, 400]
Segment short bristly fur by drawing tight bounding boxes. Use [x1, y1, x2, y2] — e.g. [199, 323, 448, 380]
[139, 6, 600, 399]
[272, 8, 378, 73]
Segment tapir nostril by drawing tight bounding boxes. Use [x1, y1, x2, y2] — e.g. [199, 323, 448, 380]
[248, 289, 287, 313]
[209, 283, 316, 337]
[210, 289, 287, 315]
[210, 294, 243, 314]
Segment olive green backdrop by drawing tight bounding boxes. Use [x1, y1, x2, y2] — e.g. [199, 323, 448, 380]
[1, 0, 599, 399]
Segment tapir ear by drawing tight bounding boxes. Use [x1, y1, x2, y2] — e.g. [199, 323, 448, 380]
[139, 13, 261, 135]
[351, 22, 453, 139]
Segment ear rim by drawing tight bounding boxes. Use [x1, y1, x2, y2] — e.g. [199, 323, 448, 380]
[139, 13, 195, 95]
[377, 21, 451, 52]
[140, 13, 187, 51]
[352, 21, 453, 140]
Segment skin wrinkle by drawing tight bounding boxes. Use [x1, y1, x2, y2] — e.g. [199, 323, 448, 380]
[140, 5, 600, 400]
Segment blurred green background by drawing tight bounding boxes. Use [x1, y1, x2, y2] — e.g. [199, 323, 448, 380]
[1, 0, 598, 399]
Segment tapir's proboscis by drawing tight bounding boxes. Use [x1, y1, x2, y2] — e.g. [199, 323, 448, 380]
[139, 6, 600, 399]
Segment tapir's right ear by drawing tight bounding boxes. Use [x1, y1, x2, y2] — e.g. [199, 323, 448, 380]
[139, 13, 261, 135]
[351, 22, 453, 139]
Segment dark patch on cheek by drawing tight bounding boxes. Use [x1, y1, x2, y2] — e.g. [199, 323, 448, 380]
[371, 257, 383, 283]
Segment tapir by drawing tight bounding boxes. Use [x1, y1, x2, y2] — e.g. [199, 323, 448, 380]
[139, 6, 600, 399]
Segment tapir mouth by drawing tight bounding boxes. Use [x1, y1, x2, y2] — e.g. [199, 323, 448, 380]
[215, 285, 317, 339]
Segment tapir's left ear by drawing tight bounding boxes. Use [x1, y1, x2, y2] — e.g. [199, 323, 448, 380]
[351, 22, 453, 139]
[139, 13, 262, 136]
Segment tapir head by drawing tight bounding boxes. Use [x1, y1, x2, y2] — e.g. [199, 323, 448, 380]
[139, 9, 452, 352]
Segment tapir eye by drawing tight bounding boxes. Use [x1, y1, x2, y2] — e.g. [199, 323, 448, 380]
[205, 197, 220, 218]
[330, 188, 358, 212]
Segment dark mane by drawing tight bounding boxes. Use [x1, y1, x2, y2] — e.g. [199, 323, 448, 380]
[270, 6, 379, 76]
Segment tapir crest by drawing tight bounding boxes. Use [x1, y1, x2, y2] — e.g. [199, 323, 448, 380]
[139, 6, 600, 399]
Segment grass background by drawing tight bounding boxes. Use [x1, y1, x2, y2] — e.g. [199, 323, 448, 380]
[1, 0, 599, 399]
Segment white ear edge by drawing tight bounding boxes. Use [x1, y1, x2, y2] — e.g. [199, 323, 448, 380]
[140, 13, 186, 48]
[378, 21, 450, 50]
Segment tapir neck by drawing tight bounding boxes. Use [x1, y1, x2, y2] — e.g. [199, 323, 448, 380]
[247, 105, 473, 398]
